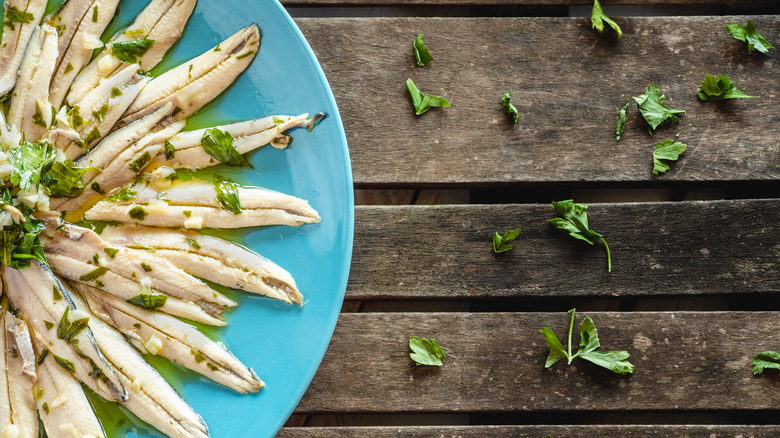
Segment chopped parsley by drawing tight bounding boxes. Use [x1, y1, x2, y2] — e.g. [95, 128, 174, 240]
[200, 128, 249, 167]
[126, 292, 167, 310]
[413, 34, 433, 67]
[41, 160, 89, 198]
[406, 78, 450, 115]
[590, 0, 622, 39]
[163, 141, 176, 160]
[128, 206, 148, 220]
[111, 38, 156, 64]
[104, 248, 119, 258]
[633, 82, 685, 134]
[697, 74, 756, 101]
[501, 91, 518, 124]
[725, 20, 774, 54]
[129, 151, 152, 173]
[106, 187, 137, 202]
[213, 176, 242, 214]
[185, 237, 201, 249]
[79, 267, 109, 282]
[652, 139, 687, 175]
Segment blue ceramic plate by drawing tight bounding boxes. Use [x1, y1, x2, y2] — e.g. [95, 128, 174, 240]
[96, 1, 353, 437]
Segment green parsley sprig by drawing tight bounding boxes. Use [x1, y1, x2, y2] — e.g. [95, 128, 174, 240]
[409, 336, 446, 366]
[652, 139, 686, 175]
[751, 351, 780, 375]
[633, 82, 685, 135]
[413, 34, 434, 67]
[549, 200, 611, 272]
[493, 228, 521, 253]
[501, 91, 518, 124]
[725, 21, 774, 54]
[590, 0, 622, 39]
[406, 79, 451, 115]
[541, 308, 634, 375]
[698, 74, 756, 101]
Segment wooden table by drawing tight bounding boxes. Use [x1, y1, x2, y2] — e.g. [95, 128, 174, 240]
[277, 0, 780, 436]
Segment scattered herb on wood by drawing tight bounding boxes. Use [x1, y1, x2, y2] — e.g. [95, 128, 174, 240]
[493, 228, 521, 253]
[409, 336, 446, 366]
[752, 351, 780, 375]
[652, 139, 687, 175]
[540, 308, 634, 375]
[549, 199, 611, 272]
[502, 91, 518, 124]
[633, 82, 685, 134]
[413, 34, 434, 67]
[615, 95, 629, 141]
[698, 74, 756, 101]
[406, 78, 451, 115]
[590, 0, 622, 39]
[725, 21, 774, 54]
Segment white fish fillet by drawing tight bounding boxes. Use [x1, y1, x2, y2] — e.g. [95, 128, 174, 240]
[0, 0, 49, 96]
[0, 311, 39, 438]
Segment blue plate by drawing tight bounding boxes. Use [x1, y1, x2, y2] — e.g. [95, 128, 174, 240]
[96, 1, 353, 437]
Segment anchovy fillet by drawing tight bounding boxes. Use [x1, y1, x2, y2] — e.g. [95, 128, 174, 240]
[1, 310, 39, 438]
[68, 0, 198, 105]
[102, 224, 303, 304]
[80, 284, 263, 393]
[86, 176, 321, 228]
[149, 113, 323, 171]
[0, 0, 49, 96]
[118, 24, 260, 126]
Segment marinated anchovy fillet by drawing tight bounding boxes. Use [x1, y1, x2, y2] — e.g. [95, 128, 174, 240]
[7, 24, 59, 140]
[70, 291, 210, 438]
[80, 285, 264, 393]
[47, 0, 122, 108]
[35, 341, 107, 438]
[86, 176, 321, 228]
[118, 25, 260, 126]
[68, 0, 198, 105]
[0, 311, 39, 438]
[0, 0, 49, 96]
[3, 263, 128, 402]
[102, 224, 303, 304]
[148, 113, 324, 170]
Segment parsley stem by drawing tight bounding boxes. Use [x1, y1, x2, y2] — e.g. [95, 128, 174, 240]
[567, 308, 576, 363]
[600, 237, 612, 273]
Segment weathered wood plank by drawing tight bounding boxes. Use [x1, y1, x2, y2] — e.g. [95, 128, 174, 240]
[296, 17, 780, 185]
[278, 425, 780, 438]
[347, 199, 780, 299]
[294, 312, 780, 412]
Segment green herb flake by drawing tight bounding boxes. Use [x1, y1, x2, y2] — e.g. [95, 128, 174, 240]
[188, 64, 193, 79]
[92, 104, 108, 122]
[53, 355, 76, 373]
[272, 116, 284, 126]
[200, 128, 248, 166]
[4, 7, 34, 31]
[41, 160, 89, 198]
[184, 237, 201, 249]
[9, 141, 57, 192]
[133, 323, 141, 329]
[126, 292, 167, 310]
[44, 320, 54, 330]
[93, 253, 99, 265]
[32, 102, 47, 127]
[501, 91, 518, 124]
[550, 199, 611, 272]
[42, 402, 49, 414]
[35, 387, 44, 399]
[697, 74, 756, 101]
[111, 38, 155, 64]
[129, 151, 152, 173]
[409, 336, 446, 366]
[104, 247, 119, 258]
[105, 187, 137, 202]
[214, 44, 221, 52]
[615, 95, 629, 141]
[725, 20, 774, 54]
[541, 308, 634, 375]
[57, 307, 89, 344]
[752, 351, 780, 375]
[413, 34, 434, 67]
[633, 82, 685, 134]
[92, 6, 98, 22]
[213, 176, 242, 215]
[123, 29, 145, 35]
[79, 266, 109, 282]
[141, 262, 152, 272]
[95, 279, 104, 288]
[52, 285, 63, 302]
[110, 87, 124, 97]
[68, 106, 84, 129]
[37, 349, 49, 365]
[206, 362, 219, 371]
[493, 228, 521, 254]
[406, 78, 451, 116]
[64, 62, 74, 74]
[235, 50, 254, 60]
[591, 0, 622, 39]
[163, 141, 176, 160]
[91, 181, 103, 194]
[652, 139, 687, 175]
[183, 210, 192, 217]
[191, 348, 206, 364]
[129, 206, 148, 221]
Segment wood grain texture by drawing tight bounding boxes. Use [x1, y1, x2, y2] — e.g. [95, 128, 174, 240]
[347, 199, 780, 299]
[296, 17, 780, 186]
[294, 311, 780, 412]
[278, 425, 780, 437]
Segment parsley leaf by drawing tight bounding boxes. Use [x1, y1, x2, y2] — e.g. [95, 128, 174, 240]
[652, 139, 686, 175]
[41, 161, 89, 198]
[105, 187, 137, 202]
[493, 228, 521, 253]
[200, 128, 249, 167]
[111, 38, 156, 64]
[213, 176, 242, 214]
[406, 78, 450, 116]
[501, 91, 518, 124]
[9, 142, 57, 192]
[541, 309, 633, 375]
[697, 74, 756, 101]
[615, 95, 629, 141]
[752, 351, 780, 375]
[725, 21, 774, 54]
[413, 34, 433, 67]
[409, 336, 446, 366]
[4, 7, 34, 31]
[633, 82, 685, 134]
[126, 292, 167, 310]
[549, 199, 611, 272]
[590, 0, 622, 39]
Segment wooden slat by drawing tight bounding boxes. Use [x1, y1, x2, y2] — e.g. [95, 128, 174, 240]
[278, 425, 780, 437]
[285, 0, 753, 5]
[296, 17, 780, 186]
[294, 312, 780, 412]
[347, 199, 780, 299]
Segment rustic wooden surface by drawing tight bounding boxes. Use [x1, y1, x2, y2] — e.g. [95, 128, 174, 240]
[296, 16, 780, 186]
[279, 425, 780, 437]
[347, 199, 780, 299]
[294, 312, 780, 412]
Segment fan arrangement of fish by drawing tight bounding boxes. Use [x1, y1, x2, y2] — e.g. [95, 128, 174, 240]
[0, 0, 324, 437]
